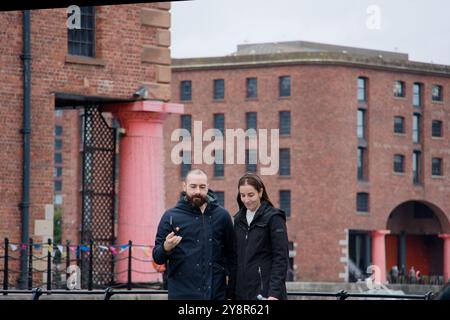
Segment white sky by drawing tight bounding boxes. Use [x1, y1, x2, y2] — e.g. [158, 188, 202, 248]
[171, 0, 450, 65]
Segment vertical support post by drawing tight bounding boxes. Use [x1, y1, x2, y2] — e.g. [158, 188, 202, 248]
[88, 239, 93, 291]
[47, 238, 52, 293]
[3, 238, 9, 294]
[28, 238, 33, 290]
[127, 240, 132, 290]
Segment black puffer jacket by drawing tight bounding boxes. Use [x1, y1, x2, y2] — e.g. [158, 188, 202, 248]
[153, 190, 234, 300]
[228, 201, 289, 300]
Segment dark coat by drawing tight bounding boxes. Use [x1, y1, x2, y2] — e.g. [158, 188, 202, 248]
[152, 190, 234, 300]
[228, 201, 289, 300]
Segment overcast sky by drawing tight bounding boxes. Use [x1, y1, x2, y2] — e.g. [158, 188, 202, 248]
[171, 0, 450, 65]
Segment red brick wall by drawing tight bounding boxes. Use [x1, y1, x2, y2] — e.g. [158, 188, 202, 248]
[0, 3, 171, 255]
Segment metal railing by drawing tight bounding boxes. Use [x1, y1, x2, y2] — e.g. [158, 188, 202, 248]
[0, 288, 434, 300]
[1, 238, 160, 292]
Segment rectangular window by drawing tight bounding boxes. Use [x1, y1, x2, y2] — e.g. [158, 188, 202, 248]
[54, 167, 62, 178]
[246, 112, 257, 136]
[394, 116, 405, 134]
[357, 109, 365, 139]
[357, 77, 367, 101]
[432, 120, 443, 137]
[213, 79, 225, 100]
[279, 148, 290, 176]
[356, 193, 369, 212]
[357, 147, 366, 180]
[68, 6, 96, 57]
[215, 191, 225, 207]
[393, 154, 405, 173]
[279, 190, 291, 217]
[246, 77, 257, 98]
[432, 85, 443, 102]
[180, 80, 192, 101]
[413, 83, 422, 107]
[54, 194, 63, 205]
[214, 149, 224, 177]
[55, 125, 63, 136]
[279, 76, 291, 97]
[213, 113, 225, 136]
[413, 151, 421, 184]
[180, 150, 191, 178]
[432, 158, 443, 176]
[55, 139, 63, 150]
[54, 153, 62, 164]
[393, 81, 406, 97]
[413, 114, 421, 144]
[279, 111, 291, 136]
[246, 149, 257, 173]
[54, 180, 62, 192]
[180, 114, 192, 135]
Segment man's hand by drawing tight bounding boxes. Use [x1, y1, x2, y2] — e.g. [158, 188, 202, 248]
[163, 228, 182, 252]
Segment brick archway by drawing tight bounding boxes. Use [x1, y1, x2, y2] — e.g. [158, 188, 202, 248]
[386, 200, 449, 283]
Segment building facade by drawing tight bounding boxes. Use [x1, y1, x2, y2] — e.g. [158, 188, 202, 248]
[165, 41, 450, 283]
[0, 2, 174, 287]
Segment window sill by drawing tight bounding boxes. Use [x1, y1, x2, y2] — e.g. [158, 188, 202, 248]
[431, 136, 444, 140]
[65, 54, 106, 67]
[212, 99, 225, 103]
[431, 100, 444, 104]
[245, 97, 258, 101]
[431, 175, 445, 179]
[212, 176, 225, 180]
[280, 134, 291, 138]
[179, 100, 192, 104]
[356, 211, 370, 216]
[278, 96, 291, 100]
[393, 172, 405, 176]
[393, 96, 406, 100]
[393, 132, 406, 136]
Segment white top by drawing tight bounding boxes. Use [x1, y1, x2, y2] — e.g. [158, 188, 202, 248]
[246, 206, 260, 225]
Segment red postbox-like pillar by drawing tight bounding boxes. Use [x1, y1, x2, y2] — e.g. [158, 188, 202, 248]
[438, 234, 450, 283]
[104, 101, 183, 282]
[371, 229, 390, 284]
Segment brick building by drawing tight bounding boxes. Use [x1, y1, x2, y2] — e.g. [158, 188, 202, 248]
[165, 41, 450, 283]
[0, 3, 174, 287]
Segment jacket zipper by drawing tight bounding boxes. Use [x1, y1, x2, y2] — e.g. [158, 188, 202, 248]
[258, 266, 263, 294]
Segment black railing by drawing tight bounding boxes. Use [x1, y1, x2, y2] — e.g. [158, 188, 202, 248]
[0, 288, 434, 300]
[0, 238, 160, 292]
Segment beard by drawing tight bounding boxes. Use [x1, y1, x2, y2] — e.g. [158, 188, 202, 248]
[186, 193, 207, 207]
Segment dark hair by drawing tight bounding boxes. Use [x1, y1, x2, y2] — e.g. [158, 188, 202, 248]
[236, 173, 274, 209]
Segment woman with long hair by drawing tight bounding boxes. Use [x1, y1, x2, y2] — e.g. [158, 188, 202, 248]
[228, 173, 289, 300]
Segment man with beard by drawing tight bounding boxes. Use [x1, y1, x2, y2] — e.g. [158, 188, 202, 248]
[153, 169, 234, 299]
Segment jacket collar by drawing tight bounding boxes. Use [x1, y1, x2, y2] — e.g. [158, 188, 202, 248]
[236, 200, 271, 226]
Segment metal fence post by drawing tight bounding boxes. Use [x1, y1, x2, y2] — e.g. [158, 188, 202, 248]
[127, 240, 132, 290]
[88, 239, 94, 291]
[47, 238, 52, 293]
[3, 238, 9, 295]
[28, 238, 33, 290]
[65, 240, 70, 290]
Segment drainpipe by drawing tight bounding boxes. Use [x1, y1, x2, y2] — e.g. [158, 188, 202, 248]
[19, 10, 32, 289]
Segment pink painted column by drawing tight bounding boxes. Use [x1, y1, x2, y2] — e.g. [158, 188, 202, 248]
[371, 230, 390, 284]
[438, 234, 450, 283]
[103, 101, 183, 283]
